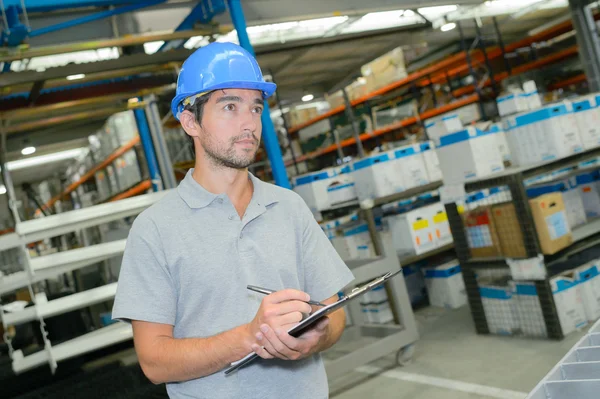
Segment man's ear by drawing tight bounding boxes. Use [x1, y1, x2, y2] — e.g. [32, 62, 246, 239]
[179, 110, 201, 138]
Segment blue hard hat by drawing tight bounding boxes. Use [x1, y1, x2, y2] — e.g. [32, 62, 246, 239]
[171, 42, 276, 120]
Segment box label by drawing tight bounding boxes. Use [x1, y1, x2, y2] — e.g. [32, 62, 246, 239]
[467, 225, 493, 248]
[545, 211, 569, 240]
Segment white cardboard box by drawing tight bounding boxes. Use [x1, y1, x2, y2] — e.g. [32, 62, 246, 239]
[351, 150, 406, 201]
[292, 167, 338, 213]
[419, 141, 443, 182]
[435, 127, 504, 184]
[479, 283, 519, 335]
[504, 103, 583, 166]
[575, 172, 600, 218]
[497, 90, 529, 117]
[574, 262, 600, 322]
[512, 282, 547, 338]
[550, 273, 588, 336]
[424, 114, 463, 141]
[386, 206, 436, 256]
[489, 122, 511, 164]
[573, 95, 600, 150]
[342, 223, 376, 260]
[427, 202, 453, 247]
[326, 165, 357, 207]
[393, 143, 429, 189]
[423, 260, 467, 309]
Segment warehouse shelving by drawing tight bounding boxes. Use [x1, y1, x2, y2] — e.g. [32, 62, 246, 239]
[527, 319, 600, 398]
[39, 136, 142, 213]
[0, 240, 127, 296]
[2, 282, 118, 326]
[106, 179, 152, 203]
[444, 145, 600, 339]
[16, 190, 167, 244]
[11, 322, 133, 374]
[286, 14, 593, 135]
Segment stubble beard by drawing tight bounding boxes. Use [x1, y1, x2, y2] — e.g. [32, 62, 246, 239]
[201, 131, 260, 170]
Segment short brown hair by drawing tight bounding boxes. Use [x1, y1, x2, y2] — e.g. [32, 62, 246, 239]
[182, 91, 213, 155]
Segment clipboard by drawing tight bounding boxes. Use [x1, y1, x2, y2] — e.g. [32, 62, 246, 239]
[224, 268, 403, 375]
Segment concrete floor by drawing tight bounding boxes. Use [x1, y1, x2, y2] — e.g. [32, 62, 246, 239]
[328, 306, 589, 399]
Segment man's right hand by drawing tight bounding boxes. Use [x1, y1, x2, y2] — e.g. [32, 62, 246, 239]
[246, 289, 312, 355]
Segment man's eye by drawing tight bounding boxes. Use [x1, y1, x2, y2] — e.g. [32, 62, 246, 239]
[253, 107, 263, 114]
[224, 104, 235, 111]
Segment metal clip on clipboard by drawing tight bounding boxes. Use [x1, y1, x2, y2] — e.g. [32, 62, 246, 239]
[224, 268, 403, 375]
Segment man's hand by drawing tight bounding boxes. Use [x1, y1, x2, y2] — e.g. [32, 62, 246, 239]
[251, 317, 331, 361]
[246, 289, 312, 346]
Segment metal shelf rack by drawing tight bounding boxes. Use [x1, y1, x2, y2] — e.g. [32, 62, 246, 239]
[443, 146, 600, 340]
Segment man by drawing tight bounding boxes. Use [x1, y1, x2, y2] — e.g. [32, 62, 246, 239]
[112, 42, 355, 398]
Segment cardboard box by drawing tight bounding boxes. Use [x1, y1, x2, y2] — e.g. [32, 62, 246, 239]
[293, 166, 356, 213]
[550, 272, 588, 336]
[491, 202, 527, 259]
[424, 114, 463, 141]
[526, 180, 587, 229]
[386, 206, 436, 256]
[393, 144, 429, 190]
[573, 95, 600, 150]
[419, 141, 443, 182]
[576, 171, 600, 218]
[423, 260, 467, 309]
[462, 206, 503, 258]
[574, 262, 600, 322]
[512, 281, 547, 337]
[351, 150, 406, 201]
[427, 202, 453, 247]
[435, 127, 504, 184]
[504, 103, 583, 166]
[529, 193, 573, 255]
[488, 123, 512, 164]
[496, 90, 529, 117]
[342, 223, 376, 260]
[361, 47, 405, 77]
[479, 282, 519, 335]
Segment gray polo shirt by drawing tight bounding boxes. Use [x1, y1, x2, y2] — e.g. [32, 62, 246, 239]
[112, 169, 355, 399]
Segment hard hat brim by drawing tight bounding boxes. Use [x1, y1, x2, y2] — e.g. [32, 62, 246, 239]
[171, 81, 276, 121]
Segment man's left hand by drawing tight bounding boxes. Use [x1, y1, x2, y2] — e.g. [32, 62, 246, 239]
[250, 318, 330, 361]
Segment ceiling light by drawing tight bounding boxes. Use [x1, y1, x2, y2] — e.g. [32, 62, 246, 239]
[1, 148, 87, 172]
[66, 74, 85, 81]
[128, 97, 140, 104]
[143, 41, 165, 55]
[357, 77, 367, 84]
[21, 146, 36, 156]
[302, 94, 314, 102]
[403, 10, 415, 17]
[0, 185, 6, 195]
[441, 22, 457, 32]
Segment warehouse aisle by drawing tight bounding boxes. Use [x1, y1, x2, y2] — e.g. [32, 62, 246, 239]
[330, 306, 589, 398]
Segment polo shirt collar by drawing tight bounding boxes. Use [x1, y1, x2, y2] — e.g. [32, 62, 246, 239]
[177, 168, 279, 209]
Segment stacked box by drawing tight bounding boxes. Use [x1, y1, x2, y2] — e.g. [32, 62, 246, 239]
[393, 143, 429, 190]
[419, 141, 443, 182]
[575, 171, 600, 218]
[479, 282, 519, 335]
[512, 282, 547, 338]
[427, 202, 453, 248]
[341, 223, 375, 260]
[572, 94, 600, 150]
[351, 149, 405, 201]
[424, 114, 463, 141]
[434, 127, 504, 184]
[574, 262, 600, 322]
[550, 273, 588, 336]
[526, 180, 587, 229]
[423, 260, 467, 309]
[292, 166, 356, 213]
[529, 193, 573, 255]
[386, 205, 436, 256]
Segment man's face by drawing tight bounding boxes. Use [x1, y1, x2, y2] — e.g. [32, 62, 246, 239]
[190, 88, 264, 169]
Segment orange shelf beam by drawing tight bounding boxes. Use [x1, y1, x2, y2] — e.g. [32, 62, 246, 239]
[38, 136, 141, 214]
[286, 13, 598, 134]
[107, 180, 152, 202]
[548, 73, 587, 90]
[284, 94, 479, 167]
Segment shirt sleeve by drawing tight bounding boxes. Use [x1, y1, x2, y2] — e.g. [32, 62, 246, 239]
[298, 200, 355, 302]
[112, 213, 177, 325]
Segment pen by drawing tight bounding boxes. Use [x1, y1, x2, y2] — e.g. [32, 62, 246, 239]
[247, 285, 327, 307]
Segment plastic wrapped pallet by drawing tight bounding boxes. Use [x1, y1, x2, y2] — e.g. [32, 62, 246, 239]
[511, 281, 548, 338]
[479, 281, 519, 335]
